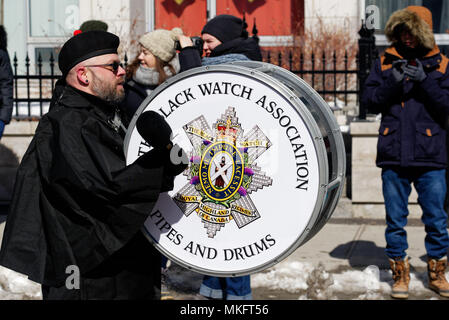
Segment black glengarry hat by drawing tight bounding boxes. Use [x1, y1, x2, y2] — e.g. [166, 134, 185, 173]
[58, 30, 119, 76]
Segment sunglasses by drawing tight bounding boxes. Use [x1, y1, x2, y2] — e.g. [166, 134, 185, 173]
[84, 61, 124, 73]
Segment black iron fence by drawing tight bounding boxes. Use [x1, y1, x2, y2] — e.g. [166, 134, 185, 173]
[12, 52, 60, 120]
[264, 49, 359, 109]
[11, 23, 377, 121]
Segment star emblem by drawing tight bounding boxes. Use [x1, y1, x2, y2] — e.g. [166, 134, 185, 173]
[173, 107, 273, 238]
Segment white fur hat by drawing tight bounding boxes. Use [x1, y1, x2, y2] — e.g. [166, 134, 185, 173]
[139, 27, 183, 62]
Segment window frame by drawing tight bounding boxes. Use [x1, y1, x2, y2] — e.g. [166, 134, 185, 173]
[361, 0, 449, 47]
[26, 0, 78, 74]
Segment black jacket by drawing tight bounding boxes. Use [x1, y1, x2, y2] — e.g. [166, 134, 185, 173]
[0, 85, 183, 299]
[0, 49, 13, 124]
[363, 46, 449, 169]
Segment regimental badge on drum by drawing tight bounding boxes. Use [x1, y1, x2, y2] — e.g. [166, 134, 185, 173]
[174, 107, 273, 238]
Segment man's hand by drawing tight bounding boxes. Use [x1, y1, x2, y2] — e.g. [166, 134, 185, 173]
[391, 59, 407, 83]
[136, 111, 172, 150]
[404, 59, 427, 82]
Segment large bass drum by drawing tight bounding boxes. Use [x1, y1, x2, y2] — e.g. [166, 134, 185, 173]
[124, 61, 345, 277]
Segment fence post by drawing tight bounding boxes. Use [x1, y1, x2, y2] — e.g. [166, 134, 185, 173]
[13, 53, 18, 116]
[357, 19, 377, 120]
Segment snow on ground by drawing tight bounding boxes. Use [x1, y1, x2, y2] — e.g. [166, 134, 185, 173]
[0, 260, 448, 300]
[251, 261, 448, 300]
[0, 266, 41, 300]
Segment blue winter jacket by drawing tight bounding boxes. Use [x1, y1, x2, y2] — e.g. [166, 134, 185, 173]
[363, 45, 449, 169]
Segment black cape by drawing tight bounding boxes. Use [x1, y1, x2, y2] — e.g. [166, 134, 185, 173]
[0, 85, 178, 299]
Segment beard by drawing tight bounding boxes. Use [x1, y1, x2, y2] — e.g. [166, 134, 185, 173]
[91, 72, 125, 104]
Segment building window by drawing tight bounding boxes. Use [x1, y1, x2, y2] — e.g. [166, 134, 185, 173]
[28, 0, 79, 74]
[5, 0, 79, 74]
[29, 0, 79, 37]
[365, 0, 449, 52]
[366, 0, 449, 33]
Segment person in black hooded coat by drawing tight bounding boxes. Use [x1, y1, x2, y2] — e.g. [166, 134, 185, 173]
[0, 26, 13, 139]
[178, 14, 262, 71]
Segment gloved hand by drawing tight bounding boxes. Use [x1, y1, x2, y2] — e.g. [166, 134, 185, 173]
[391, 59, 407, 83]
[137, 145, 187, 174]
[136, 111, 173, 150]
[404, 59, 427, 82]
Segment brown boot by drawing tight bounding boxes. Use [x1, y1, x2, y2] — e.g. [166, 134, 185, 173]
[427, 257, 449, 297]
[389, 257, 410, 299]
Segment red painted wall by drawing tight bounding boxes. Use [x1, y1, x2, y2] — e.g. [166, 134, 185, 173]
[154, 0, 304, 36]
[216, 0, 304, 35]
[155, 0, 207, 35]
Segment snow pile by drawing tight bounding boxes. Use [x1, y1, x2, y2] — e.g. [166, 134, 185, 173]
[252, 261, 448, 300]
[330, 265, 390, 300]
[252, 262, 336, 299]
[251, 261, 316, 293]
[0, 259, 448, 300]
[0, 266, 42, 300]
[304, 263, 335, 299]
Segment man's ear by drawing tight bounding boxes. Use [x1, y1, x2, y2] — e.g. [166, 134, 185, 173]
[76, 67, 89, 85]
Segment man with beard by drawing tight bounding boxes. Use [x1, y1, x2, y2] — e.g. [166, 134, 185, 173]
[0, 30, 186, 299]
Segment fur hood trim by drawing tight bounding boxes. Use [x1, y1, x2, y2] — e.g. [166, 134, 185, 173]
[385, 8, 435, 50]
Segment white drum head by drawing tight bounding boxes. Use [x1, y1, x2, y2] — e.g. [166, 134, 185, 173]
[124, 64, 334, 276]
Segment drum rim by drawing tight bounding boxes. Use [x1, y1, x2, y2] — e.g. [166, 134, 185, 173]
[125, 64, 330, 276]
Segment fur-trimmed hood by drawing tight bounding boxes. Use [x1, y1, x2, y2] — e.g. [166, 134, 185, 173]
[385, 6, 435, 51]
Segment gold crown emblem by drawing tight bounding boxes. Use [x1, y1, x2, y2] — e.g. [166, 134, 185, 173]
[215, 117, 241, 143]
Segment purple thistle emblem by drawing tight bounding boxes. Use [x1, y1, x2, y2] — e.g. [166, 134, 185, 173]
[190, 176, 200, 185]
[190, 156, 201, 164]
[244, 167, 254, 176]
[238, 187, 247, 196]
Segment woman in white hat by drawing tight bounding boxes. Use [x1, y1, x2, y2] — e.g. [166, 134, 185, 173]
[121, 28, 183, 123]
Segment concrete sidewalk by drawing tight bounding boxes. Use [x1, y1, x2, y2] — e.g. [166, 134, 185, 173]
[158, 216, 440, 300]
[284, 217, 432, 272]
